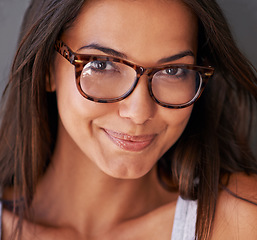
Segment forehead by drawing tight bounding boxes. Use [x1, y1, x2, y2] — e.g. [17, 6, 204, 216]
[62, 0, 198, 64]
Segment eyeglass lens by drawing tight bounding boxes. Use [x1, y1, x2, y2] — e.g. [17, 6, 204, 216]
[79, 60, 201, 105]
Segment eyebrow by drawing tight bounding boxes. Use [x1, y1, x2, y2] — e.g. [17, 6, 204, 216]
[78, 44, 195, 63]
[157, 50, 195, 64]
[79, 44, 127, 59]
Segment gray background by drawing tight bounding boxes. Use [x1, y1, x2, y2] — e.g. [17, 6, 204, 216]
[0, 0, 256, 153]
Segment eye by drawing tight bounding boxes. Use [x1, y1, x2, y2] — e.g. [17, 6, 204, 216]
[154, 67, 191, 83]
[92, 61, 106, 70]
[164, 68, 184, 76]
[82, 60, 121, 78]
[89, 61, 116, 71]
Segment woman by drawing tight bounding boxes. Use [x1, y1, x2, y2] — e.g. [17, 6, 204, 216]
[0, 0, 257, 239]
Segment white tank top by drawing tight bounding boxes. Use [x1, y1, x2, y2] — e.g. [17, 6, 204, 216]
[171, 196, 198, 240]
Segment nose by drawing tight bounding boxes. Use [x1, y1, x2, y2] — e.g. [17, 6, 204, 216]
[118, 75, 156, 125]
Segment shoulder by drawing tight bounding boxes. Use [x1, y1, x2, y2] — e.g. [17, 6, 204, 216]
[211, 173, 257, 239]
[2, 209, 77, 240]
[109, 200, 178, 240]
[2, 198, 178, 240]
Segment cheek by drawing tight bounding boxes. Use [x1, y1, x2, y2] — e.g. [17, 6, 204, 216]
[56, 81, 114, 131]
[161, 106, 193, 148]
[53, 56, 108, 128]
[170, 107, 192, 132]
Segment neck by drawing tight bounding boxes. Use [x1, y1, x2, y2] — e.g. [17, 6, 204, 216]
[30, 125, 175, 236]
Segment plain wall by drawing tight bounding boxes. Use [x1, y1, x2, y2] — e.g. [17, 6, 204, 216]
[0, 0, 30, 90]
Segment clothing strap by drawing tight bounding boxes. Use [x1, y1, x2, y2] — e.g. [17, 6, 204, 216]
[171, 196, 198, 240]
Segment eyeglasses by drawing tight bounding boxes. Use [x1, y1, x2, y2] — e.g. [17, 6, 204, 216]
[54, 40, 214, 109]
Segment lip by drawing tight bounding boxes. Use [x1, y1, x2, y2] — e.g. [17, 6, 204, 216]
[103, 129, 156, 152]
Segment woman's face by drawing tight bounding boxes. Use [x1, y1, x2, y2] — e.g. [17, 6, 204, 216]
[52, 0, 198, 179]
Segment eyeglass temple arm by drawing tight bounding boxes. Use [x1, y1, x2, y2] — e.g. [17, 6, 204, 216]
[54, 40, 75, 64]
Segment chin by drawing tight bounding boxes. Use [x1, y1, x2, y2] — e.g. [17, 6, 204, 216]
[100, 160, 155, 180]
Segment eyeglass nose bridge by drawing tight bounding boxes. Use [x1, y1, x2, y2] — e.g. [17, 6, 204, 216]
[135, 65, 155, 77]
[127, 65, 157, 103]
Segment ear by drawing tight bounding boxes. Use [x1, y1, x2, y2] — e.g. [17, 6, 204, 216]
[45, 66, 56, 92]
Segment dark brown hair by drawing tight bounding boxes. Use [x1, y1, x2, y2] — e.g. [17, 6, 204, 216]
[158, 0, 257, 239]
[0, 0, 256, 239]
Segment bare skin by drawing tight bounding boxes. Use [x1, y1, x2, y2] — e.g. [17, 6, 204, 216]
[3, 174, 257, 239]
[210, 173, 257, 239]
[2, 0, 257, 239]
[3, 167, 178, 240]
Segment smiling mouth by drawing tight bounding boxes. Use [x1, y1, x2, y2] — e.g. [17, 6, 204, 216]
[103, 129, 156, 152]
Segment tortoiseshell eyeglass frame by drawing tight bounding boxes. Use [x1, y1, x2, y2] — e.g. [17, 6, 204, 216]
[54, 40, 214, 109]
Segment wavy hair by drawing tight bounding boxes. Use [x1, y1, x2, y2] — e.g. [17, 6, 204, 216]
[0, 0, 256, 239]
